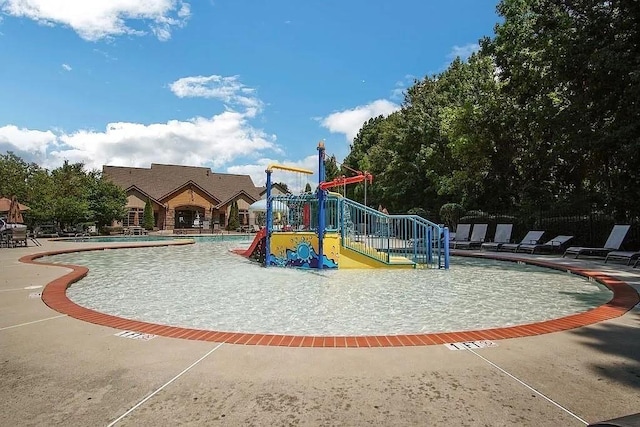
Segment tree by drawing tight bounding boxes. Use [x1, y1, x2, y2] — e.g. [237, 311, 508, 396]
[143, 197, 154, 230]
[344, 116, 385, 205]
[87, 171, 127, 229]
[25, 168, 57, 227]
[483, 0, 640, 217]
[323, 154, 341, 182]
[0, 152, 126, 230]
[227, 201, 240, 231]
[49, 161, 92, 229]
[0, 152, 41, 202]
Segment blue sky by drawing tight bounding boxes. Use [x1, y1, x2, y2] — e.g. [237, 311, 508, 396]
[0, 0, 500, 190]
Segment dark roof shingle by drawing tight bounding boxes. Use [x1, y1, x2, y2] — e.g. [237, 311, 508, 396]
[103, 163, 261, 207]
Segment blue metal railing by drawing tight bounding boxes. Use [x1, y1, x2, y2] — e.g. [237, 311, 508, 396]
[339, 197, 447, 268]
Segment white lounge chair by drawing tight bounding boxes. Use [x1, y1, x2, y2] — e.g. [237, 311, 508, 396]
[448, 223, 471, 249]
[516, 235, 574, 254]
[481, 224, 513, 251]
[604, 250, 640, 265]
[563, 225, 631, 259]
[453, 224, 488, 249]
[499, 230, 545, 252]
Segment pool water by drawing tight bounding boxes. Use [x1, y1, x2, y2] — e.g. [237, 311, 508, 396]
[45, 240, 613, 336]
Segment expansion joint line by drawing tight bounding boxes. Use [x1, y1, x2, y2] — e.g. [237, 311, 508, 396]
[107, 342, 225, 426]
[0, 314, 67, 330]
[468, 349, 588, 425]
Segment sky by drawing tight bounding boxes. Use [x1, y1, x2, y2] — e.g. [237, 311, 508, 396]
[0, 0, 500, 191]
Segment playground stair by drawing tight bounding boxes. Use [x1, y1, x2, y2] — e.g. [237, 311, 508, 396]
[338, 196, 447, 269]
[342, 238, 416, 267]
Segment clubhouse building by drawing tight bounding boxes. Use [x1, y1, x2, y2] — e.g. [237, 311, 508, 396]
[103, 163, 286, 232]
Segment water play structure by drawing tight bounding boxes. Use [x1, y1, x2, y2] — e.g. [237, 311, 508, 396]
[235, 142, 450, 269]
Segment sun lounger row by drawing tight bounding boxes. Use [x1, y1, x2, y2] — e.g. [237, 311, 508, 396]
[449, 224, 573, 253]
[448, 222, 638, 264]
[482, 229, 574, 253]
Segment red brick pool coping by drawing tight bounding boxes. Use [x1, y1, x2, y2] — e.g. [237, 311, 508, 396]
[21, 245, 639, 348]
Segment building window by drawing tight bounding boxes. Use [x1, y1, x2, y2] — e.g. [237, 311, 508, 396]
[124, 208, 144, 227]
[239, 209, 249, 225]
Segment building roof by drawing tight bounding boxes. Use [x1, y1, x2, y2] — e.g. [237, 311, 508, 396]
[103, 164, 261, 207]
[257, 182, 290, 197]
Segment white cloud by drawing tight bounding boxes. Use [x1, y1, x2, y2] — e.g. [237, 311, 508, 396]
[447, 43, 480, 61]
[0, 111, 279, 172]
[390, 74, 416, 101]
[0, 0, 191, 41]
[0, 124, 56, 153]
[61, 63, 71, 71]
[320, 99, 400, 142]
[169, 75, 262, 114]
[93, 48, 117, 61]
[228, 155, 318, 194]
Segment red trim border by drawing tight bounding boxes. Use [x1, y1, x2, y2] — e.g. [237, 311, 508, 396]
[22, 246, 639, 348]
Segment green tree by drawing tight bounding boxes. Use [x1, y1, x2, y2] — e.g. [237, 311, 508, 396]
[344, 117, 385, 205]
[143, 197, 154, 230]
[0, 152, 41, 202]
[227, 201, 240, 231]
[49, 161, 92, 229]
[87, 171, 127, 229]
[323, 154, 341, 182]
[25, 167, 56, 227]
[484, 0, 640, 216]
[439, 203, 465, 230]
[0, 153, 128, 231]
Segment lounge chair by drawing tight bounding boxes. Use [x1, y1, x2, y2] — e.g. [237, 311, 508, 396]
[604, 250, 640, 265]
[8, 227, 28, 247]
[563, 224, 631, 259]
[453, 224, 488, 249]
[516, 235, 574, 254]
[480, 224, 514, 251]
[448, 223, 471, 249]
[499, 230, 545, 252]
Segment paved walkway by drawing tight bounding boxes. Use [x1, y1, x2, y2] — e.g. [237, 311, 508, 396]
[1, 239, 639, 426]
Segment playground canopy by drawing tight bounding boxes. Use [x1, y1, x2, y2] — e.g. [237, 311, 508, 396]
[248, 199, 289, 214]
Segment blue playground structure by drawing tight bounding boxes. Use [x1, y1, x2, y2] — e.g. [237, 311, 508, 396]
[243, 142, 449, 269]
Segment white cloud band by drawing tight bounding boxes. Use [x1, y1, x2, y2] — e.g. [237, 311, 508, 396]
[320, 99, 400, 142]
[0, 0, 191, 41]
[0, 111, 277, 171]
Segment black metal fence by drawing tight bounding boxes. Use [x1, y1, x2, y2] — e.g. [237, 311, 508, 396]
[429, 210, 640, 250]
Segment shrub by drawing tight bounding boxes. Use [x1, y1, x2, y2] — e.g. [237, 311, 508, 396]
[227, 201, 240, 231]
[439, 203, 465, 229]
[143, 198, 154, 230]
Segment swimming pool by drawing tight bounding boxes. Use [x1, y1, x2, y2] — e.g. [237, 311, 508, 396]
[42, 240, 613, 336]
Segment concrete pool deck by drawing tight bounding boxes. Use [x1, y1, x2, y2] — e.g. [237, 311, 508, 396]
[1, 239, 639, 426]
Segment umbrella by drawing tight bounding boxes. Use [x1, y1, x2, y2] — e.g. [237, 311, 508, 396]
[0, 197, 30, 214]
[7, 196, 25, 223]
[133, 210, 139, 226]
[248, 199, 289, 213]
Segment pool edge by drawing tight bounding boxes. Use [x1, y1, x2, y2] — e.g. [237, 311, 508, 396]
[22, 246, 640, 348]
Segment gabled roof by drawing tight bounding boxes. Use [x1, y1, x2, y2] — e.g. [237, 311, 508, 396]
[217, 189, 257, 208]
[159, 180, 221, 205]
[125, 185, 164, 206]
[103, 163, 261, 206]
[258, 183, 290, 197]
